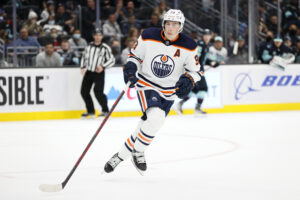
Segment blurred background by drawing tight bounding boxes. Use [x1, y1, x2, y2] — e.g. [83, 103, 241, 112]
[0, 0, 299, 67]
[0, 0, 300, 121]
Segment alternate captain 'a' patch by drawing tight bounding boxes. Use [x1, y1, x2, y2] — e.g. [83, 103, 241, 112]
[151, 54, 175, 78]
[174, 49, 180, 57]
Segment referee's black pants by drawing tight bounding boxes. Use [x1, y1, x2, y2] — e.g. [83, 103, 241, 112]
[80, 71, 109, 114]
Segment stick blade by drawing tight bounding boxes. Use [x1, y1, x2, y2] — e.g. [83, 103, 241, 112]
[39, 184, 63, 192]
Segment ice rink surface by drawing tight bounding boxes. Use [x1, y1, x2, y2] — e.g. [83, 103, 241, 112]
[0, 111, 300, 200]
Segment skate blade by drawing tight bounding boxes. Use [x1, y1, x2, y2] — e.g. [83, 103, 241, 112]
[173, 108, 183, 115]
[81, 116, 96, 120]
[131, 159, 144, 176]
[194, 112, 207, 117]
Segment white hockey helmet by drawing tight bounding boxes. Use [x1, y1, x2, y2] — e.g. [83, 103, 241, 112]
[162, 9, 185, 33]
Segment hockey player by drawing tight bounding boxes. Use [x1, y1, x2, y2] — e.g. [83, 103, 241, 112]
[174, 29, 212, 115]
[104, 9, 201, 174]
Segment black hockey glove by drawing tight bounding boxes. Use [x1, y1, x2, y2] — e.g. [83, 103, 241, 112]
[123, 61, 138, 88]
[175, 73, 195, 99]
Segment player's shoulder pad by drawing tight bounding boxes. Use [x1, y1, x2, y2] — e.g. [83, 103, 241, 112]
[174, 33, 197, 51]
[141, 27, 162, 41]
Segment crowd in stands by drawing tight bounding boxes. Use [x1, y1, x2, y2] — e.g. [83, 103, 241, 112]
[256, 0, 300, 64]
[0, 0, 299, 67]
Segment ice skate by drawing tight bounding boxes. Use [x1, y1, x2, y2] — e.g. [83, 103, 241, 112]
[131, 149, 147, 175]
[194, 104, 206, 115]
[173, 101, 183, 115]
[81, 112, 95, 119]
[104, 153, 123, 173]
[98, 112, 109, 118]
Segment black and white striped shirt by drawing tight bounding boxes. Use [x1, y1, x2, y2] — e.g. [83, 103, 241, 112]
[80, 42, 115, 71]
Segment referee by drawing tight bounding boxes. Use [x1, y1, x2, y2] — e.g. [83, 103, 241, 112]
[80, 28, 115, 118]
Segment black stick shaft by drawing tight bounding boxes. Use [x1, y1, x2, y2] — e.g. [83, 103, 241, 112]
[61, 83, 129, 189]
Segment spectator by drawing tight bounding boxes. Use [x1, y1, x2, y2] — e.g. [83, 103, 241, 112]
[103, 13, 123, 42]
[258, 1, 267, 23]
[114, 0, 125, 23]
[55, 3, 72, 33]
[190, 29, 199, 42]
[0, 29, 9, 67]
[287, 23, 299, 45]
[68, 29, 87, 56]
[127, 27, 139, 38]
[0, 8, 6, 23]
[38, 0, 55, 26]
[208, 36, 228, 64]
[143, 14, 161, 29]
[65, 13, 77, 35]
[258, 16, 269, 38]
[0, 29, 6, 44]
[120, 37, 136, 64]
[121, 14, 141, 35]
[153, 0, 167, 20]
[82, 0, 97, 42]
[283, 35, 294, 52]
[282, 3, 299, 32]
[22, 10, 44, 38]
[43, 15, 63, 33]
[258, 31, 274, 63]
[101, 0, 116, 20]
[0, 27, 9, 46]
[15, 28, 41, 48]
[36, 42, 62, 67]
[294, 38, 300, 63]
[64, 2, 80, 35]
[49, 28, 60, 47]
[80, 29, 115, 118]
[110, 37, 122, 64]
[267, 15, 279, 35]
[228, 35, 248, 64]
[260, 36, 291, 64]
[122, 1, 137, 18]
[57, 40, 79, 66]
[65, 1, 77, 15]
[7, 28, 41, 66]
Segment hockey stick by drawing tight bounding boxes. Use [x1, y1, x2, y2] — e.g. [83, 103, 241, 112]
[39, 82, 131, 192]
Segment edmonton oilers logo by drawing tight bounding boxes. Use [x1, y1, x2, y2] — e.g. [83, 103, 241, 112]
[151, 54, 175, 78]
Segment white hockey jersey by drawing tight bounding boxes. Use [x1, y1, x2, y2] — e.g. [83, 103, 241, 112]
[127, 27, 201, 100]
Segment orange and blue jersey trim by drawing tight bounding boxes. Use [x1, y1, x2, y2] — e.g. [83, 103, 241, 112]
[137, 73, 176, 97]
[137, 90, 148, 112]
[128, 51, 143, 64]
[141, 27, 197, 51]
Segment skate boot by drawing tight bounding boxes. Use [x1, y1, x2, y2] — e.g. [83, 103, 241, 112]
[104, 153, 123, 173]
[98, 112, 109, 117]
[81, 112, 95, 119]
[132, 149, 147, 175]
[195, 104, 206, 115]
[174, 101, 184, 115]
